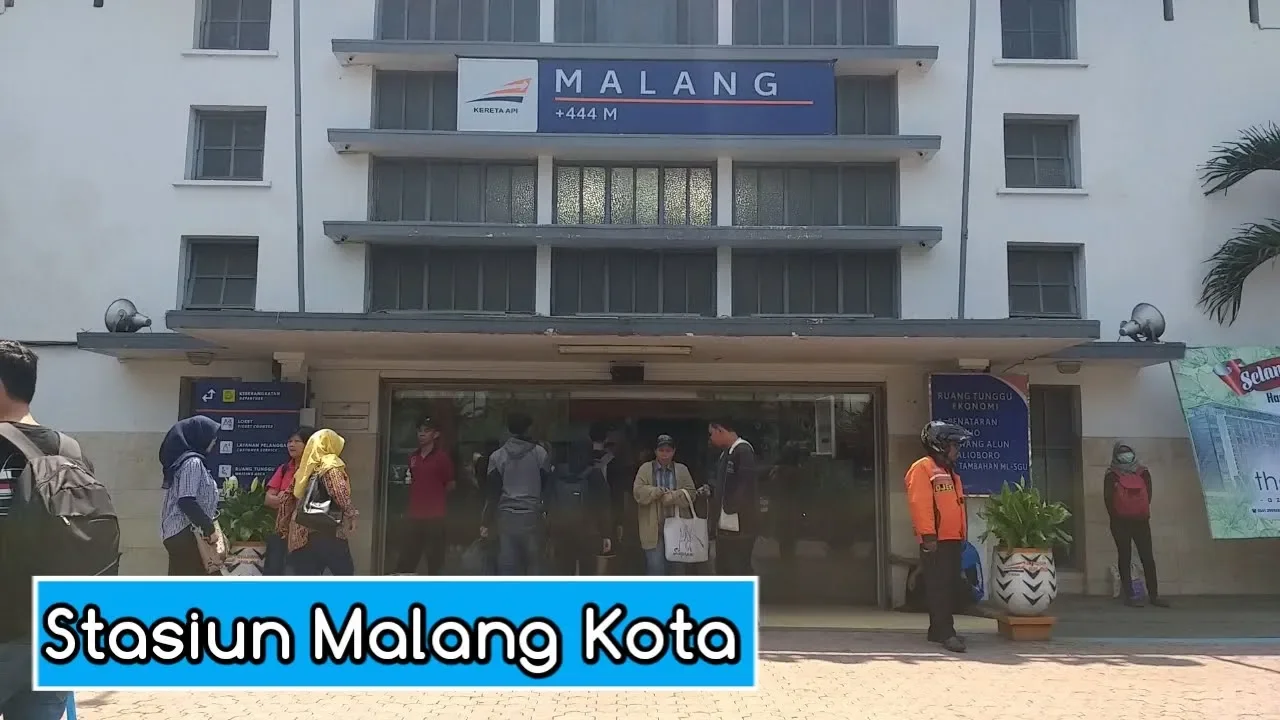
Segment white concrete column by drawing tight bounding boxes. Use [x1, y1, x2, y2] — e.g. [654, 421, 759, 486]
[715, 156, 733, 317]
[536, 155, 554, 315]
[539, 0, 555, 42]
[717, 0, 733, 44]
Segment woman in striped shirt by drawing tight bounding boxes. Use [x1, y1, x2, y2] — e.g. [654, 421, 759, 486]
[158, 416, 221, 576]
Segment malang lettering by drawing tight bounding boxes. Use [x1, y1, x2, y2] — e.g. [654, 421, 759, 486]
[554, 68, 781, 98]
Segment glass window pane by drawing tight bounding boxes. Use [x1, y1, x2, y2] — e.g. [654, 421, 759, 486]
[813, 0, 838, 43]
[199, 149, 232, 178]
[786, 254, 815, 313]
[662, 257, 689, 313]
[810, 168, 840, 225]
[380, 0, 408, 39]
[460, 0, 487, 40]
[635, 168, 661, 224]
[370, 256, 399, 311]
[1034, 125, 1069, 157]
[513, 0, 539, 39]
[232, 149, 263, 179]
[866, 78, 894, 134]
[1007, 252, 1039, 284]
[395, 256, 424, 310]
[456, 164, 484, 222]
[201, 117, 235, 147]
[225, 248, 257, 275]
[687, 0, 718, 44]
[235, 116, 265, 147]
[758, 0, 785, 44]
[1002, 30, 1032, 59]
[207, 0, 240, 21]
[1009, 285, 1042, 315]
[841, 254, 868, 313]
[552, 250, 580, 314]
[203, 21, 239, 49]
[867, 253, 896, 316]
[452, 253, 481, 311]
[839, 167, 867, 224]
[686, 253, 715, 315]
[1039, 253, 1075, 284]
[481, 253, 509, 311]
[191, 247, 226, 275]
[1031, 0, 1064, 31]
[243, 0, 272, 21]
[402, 73, 433, 130]
[634, 252, 661, 312]
[758, 169, 786, 224]
[237, 21, 270, 51]
[1004, 124, 1034, 156]
[757, 258, 785, 313]
[733, 169, 758, 225]
[662, 167, 689, 225]
[733, 0, 760, 43]
[427, 252, 454, 309]
[1001, 0, 1031, 30]
[1005, 157, 1037, 188]
[434, 0, 461, 40]
[508, 250, 536, 312]
[1031, 31, 1066, 60]
[840, 0, 866, 44]
[1040, 284, 1075, 315]
[864, 167, 894, 225]
[429, 163, 458, 221]
[838, 79, 867, 135]
[813, 257, 840, 313]
[511, 165, 537, 223]
[581, 166, 607, 224]
[609, 167, 635, 223]
[405, 0, 432, 39]
[785, 168, 812, 224]
[556, 0, 585, 42]
[690, 168, 713, 225]
[863, 0, 891, 44]
[732, 253, 759, 315]
[487, 0, 515, 40]
[188, 278, 224, 307]
[555, 166, 581, 224]
[372, 163, 402, 221]
[485, 166, 514, 223]
[788, 0, 814, 45]
[401, 166, 429, 220]
[1036, 158, 1070, 188]
[375, 73, 406, 129]
[222, 278, 256, 307]
[580, 252, 607, 313]
[608, 253, 636, 312]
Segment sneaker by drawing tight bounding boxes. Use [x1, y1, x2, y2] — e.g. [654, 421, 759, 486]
[941, 636, 967, 654]
[1149, 597, 1171, 608]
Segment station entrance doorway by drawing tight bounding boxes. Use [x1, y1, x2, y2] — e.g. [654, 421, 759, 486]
[376, 384, 887, 606]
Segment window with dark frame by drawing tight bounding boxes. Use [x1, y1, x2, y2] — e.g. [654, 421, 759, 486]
[1007, 247, 1080, 318]
[552, 249, 717, 316]
[555, 0, 716, 44]
[1029, 385, 1082, 568]
[378, 0, 540, 41]
[369, 247, 537, 313]
[1003, 119, 1075, 189]
[193, 109, 266, 181]
[554, 164, 714, 225]
[370, 160, 537, 223]
[184, 240, 258, 310]
[1000, 0, 1072, 60]
[732, 0, 894, 46]
[733, 164, 896, 226]
[732, 250, 897, 317]
[837, 76, 896, 135]
[200, 0, 272, 51]
[374, 72, 458, 131]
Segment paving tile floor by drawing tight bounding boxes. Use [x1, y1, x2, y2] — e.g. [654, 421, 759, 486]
[70, 629, 1280, 720]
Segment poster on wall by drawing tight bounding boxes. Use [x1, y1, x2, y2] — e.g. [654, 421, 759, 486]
[190, 381, 305, 489]
[928, 374, 1031, 497]
[1171, 346, 1280, 539]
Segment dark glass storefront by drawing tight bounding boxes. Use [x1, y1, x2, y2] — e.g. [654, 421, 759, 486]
[375, 384, 886, 606]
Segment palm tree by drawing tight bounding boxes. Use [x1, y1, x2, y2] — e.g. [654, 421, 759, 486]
[1197, 123, 1280, 325]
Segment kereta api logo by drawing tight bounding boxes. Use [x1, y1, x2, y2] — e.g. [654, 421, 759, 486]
[467, 78, 531, 114]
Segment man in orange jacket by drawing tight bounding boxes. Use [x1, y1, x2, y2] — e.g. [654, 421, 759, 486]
[905, 420, 974, 653]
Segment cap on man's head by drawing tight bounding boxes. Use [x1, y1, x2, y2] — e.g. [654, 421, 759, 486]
[419, 416, 439, 430]
[655, 434, 675, 449]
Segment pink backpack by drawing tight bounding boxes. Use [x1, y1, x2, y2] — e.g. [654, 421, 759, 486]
[1112, 471, 1150, 518]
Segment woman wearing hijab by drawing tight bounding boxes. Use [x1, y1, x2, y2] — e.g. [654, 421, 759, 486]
[287, 429, 358, 576]
[263, 426, 315, 575]
[1104, 442, 1168, 607]
[158, 416, 222, 576]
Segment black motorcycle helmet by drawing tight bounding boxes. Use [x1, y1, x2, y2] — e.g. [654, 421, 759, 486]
[921, 421, 973, 459]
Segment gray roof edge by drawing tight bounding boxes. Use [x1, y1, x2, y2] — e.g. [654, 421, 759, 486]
[1046, 341, 1187, 362]
[326, 128, 942, 150]
[322, 221, 943, 249]
[76, 331, 220, 354]
[166, 310, 1099, 340]
[330, 39, 940, 62]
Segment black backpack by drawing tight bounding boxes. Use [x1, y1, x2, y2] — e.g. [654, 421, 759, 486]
[547, 464, 597, 529]
[0, 424, 121, 578]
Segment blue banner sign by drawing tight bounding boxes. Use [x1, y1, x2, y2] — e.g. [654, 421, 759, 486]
[34, 577, 758, 690]
[537, 59, 835, 135]
[191, 381, 304, 486]
[928, 374, 1031, 496]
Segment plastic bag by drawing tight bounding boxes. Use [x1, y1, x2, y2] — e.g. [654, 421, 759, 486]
[1109, 561, 1147, 599]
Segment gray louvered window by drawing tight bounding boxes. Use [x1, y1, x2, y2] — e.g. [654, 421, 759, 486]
[732, 251, 897, 317]
[837, 77, 895, 135]
[552, 250, 717, 316]
[732, 0, 893, 46]
[554, 164, 714, 225]
[555, 0, 717, 44]
[733, 164, 896, 226]
[374, 72, 458, 131]
[378, 0, 540, 41]
[371, 160, 537, 223]
[369, 248, 537, 312]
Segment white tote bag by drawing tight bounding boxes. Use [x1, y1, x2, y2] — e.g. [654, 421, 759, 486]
[664, 490, 709, 564]
[717, 510, 740, 533]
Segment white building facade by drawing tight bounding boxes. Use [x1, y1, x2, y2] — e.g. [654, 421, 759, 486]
[2, 0, 1278, 602]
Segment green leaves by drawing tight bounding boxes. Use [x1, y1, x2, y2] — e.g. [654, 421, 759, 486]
[1198, 220, 1280, 326]
[977, 479, 1074, 550]
[1198, 123, 1280, 326]
[219, 476, 275, 544]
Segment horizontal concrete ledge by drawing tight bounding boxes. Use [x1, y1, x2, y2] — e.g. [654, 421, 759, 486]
[1045, 340, 1187, 365]
[328, 128, 941, 162]
[331, 39, 938, 76]
[167, 310, 1100, 341]
[76, 331, 222, 358]
[323, 221, 943, 250]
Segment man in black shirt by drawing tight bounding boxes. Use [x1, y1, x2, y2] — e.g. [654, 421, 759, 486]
[0, 340, 73, 720]
[708, 419, 759, 577]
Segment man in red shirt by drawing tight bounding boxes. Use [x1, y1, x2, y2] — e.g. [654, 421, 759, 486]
[392, 417, 455, 575]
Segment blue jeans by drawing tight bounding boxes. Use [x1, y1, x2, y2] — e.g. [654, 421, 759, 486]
[497, 512, 543, 576]
[644, 531, 687, 576]
[1, 643, 68, 720]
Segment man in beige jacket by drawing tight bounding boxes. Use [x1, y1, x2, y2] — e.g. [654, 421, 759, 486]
[633, 435, 697, 575]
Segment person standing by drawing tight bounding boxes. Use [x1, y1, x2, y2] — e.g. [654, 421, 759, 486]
[288, 429, 358, 576]
[634, 434, 699, 575]
[1104, 442, 1168, 608]
[708, 419, 758, 577]
[546, 439, 610, 575]
[393, 417, 456, 575]
[905, 421, 972, 654]
[481, 413, 550, 576]
[158, 416, 223, 576]
[264, 426, 315, 575]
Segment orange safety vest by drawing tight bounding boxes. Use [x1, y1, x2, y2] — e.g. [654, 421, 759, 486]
[904, 456, 967, 542]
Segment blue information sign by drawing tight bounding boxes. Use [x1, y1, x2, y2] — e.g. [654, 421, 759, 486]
[191, 381, 304, 486]
[928, 374, 1031, 496]
[537, 59, 835, 135]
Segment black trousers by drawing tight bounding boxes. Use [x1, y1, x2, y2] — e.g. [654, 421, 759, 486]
[921, 540, 962, 641]
[293, 533, 356, 576]
[715, 533, 756, 576]
[164, 528, 217, 576]
[394, 518, 448, 575]
[1110, 517, 1159, 598]
[550, 528, 598, 576]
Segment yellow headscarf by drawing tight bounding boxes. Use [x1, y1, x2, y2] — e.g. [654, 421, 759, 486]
[292, 429, 347, 499]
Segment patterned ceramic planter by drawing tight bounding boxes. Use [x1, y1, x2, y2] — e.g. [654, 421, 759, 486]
[992, 548, 1058, 616]
[224, 542, 267, 576]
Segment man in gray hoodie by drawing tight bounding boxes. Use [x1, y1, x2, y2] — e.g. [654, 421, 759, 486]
[481, 413, 550, 575]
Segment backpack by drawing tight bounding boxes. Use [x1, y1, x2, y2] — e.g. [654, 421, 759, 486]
[547, 465, 594, 529]
[1112, 470, 1151, 518]
[0, 424, 121, 578]
[960, 541, 984, 603]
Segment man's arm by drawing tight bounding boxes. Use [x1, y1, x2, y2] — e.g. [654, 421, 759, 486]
[1141, 468, 1153, 504]
[1103, 470, 1117, 516]
[481, 452, 503, 528]
[904, 463, 936, 543]
[633, 465, 665, 505]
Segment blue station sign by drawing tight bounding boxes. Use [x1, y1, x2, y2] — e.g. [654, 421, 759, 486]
[928, 374, 1032, 497]
[536, 59, 836, 136]
[191, 380, 305, 487]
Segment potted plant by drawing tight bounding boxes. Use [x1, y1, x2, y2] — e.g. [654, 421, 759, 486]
[977, 480, 1073, 640]
[218, 477, 276, 575]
